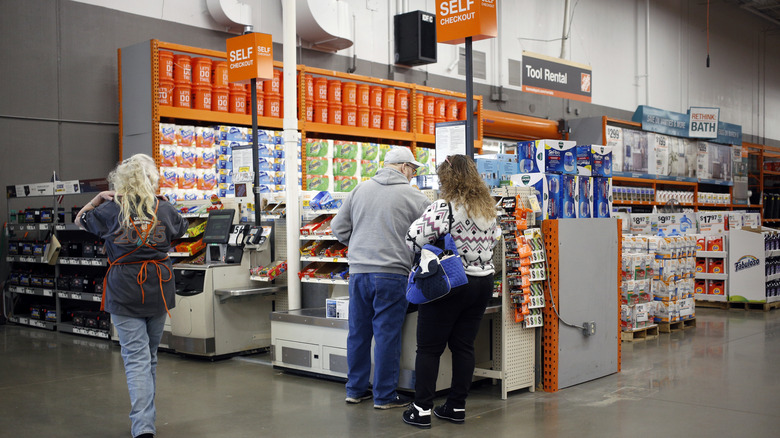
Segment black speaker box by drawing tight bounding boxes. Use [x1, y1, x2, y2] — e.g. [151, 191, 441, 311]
[394, 11, 437, 66]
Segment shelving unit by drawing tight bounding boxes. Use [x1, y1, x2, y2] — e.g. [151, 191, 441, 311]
[4, 179, 113, 340]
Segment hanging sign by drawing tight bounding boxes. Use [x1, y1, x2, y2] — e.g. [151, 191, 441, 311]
[226, 32, 274, 84]
[435, 120, 467, 159]
[436, 0, 497, 45]
[521, 51, 592, 103]
[688, 107, 719, 139]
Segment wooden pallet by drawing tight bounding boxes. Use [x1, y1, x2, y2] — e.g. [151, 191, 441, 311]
[695, 300, 729, 310]
[621, 325, 659, 342]
[658, 317, 697, 333]
[726, 300, 780, 311]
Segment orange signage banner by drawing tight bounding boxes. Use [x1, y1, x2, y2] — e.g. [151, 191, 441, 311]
[226, 32, 273, 84]
[436, 0, 497, 45]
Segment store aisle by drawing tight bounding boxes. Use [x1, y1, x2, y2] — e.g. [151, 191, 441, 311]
[1, 307, 778, 438]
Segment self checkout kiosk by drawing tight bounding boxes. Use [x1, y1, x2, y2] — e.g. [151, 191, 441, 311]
[168, 208, 282, 357]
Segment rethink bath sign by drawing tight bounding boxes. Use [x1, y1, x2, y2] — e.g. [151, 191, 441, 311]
[521, 51, 592, 103]
[688, 107, 719, 139]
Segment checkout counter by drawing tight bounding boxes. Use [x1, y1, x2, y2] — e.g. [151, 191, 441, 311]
[168, 209, 283, 357]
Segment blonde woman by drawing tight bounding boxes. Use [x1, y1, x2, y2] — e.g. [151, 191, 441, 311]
[403, 154, 501, 428]
[76, 154, 187, 438]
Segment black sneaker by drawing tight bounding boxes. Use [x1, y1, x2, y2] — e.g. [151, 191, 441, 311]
[345, 390, 373, 404]
[374, 393, 412, 409]
[433, 403, 465, 423]
[402, 403, 431, 428]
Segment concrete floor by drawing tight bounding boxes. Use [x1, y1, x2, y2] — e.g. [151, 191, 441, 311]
[1, 307, 778, 438]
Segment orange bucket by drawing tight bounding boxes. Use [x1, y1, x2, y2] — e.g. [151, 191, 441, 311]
[314, 77, 328, 102]
[192, 57, 212, 85]
[264, 69, 281, 94]
[395, 111, 409, 132]
[423, 116, 435, 135]
[382, 88, 396, 111]
[328, 80, 342, 103]
[342, 82, 357, 106]
[193, 85, 212, 110]
[434, 98, 446, 119]
[265, 95, 281, 118]
[417, 96, 424, 117]
[158, 80, 174, 106]
[370, 109, 382, 129]
[173, 83, 191, 108]
[446, 100, 458, 121]
[396, 89, 409, 112]
[382, 109, 395, 131]
[314, 103, 328, 123]
[159, 51, 174, 81]
[305, 103, 314, 122]
[343, 105, 357, 127]
[254, 92, 265, 116]
[211, 61, 228, 89]
[358, 108, 370, 128]
[329, 102, 342, 125]
[173, 54, 192, 83]
[357, 84, 370, 107]
[370, 86, 383, 109]
[212, 88, 229, 112]
[423, 96, 435, 117]
[457, 101, 468, 120]
[229, 89, 246, 114]
[305, 74, 314, 102]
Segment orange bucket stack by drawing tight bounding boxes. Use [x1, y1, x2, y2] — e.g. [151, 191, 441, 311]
[395, 89, 409, 132]
[172, 54, 192, 108]
[369, 86, 383, 129]
[211, 61, 229, 112]
[313, 77, 328, 123]
[423, 96, 435, 135]
[328, 79, 342, 125]
[342, 82, 357, 127]
[254, 81, 265, 117]
[357, 84, 370, 128]
[303, 74, 314, 122]
[191, 58, 212, 110]
[381, 88, 396, 131]
[158, 51, 175, 106]
[228, 82, 246, 114]
[263, 69, 282, 118]
[445, 99, 458, 122]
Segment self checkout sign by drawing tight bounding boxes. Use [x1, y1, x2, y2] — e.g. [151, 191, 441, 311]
[226, 32, 274, 84]
[697, 212, 726, 235]
[436, 0, 497, 44]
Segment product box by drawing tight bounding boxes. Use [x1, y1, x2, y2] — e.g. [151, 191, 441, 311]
[605, 125, 623, 174]
[509, 173, 550, 219]
[575, 145, 593, 176]
[517, 139, 577, 174]
[476, 158, 500, 187]
[651, 133, 671, 176]
[326, 296, 350, 319]
[678, 297, 695, 320]
[305, 139, 331, 158]
[592, 177, 612, 218]
[590, 145, 613, 177]
[334, 176, 358, 192]
[333, 158, 358, 177]
[576, 176, 592, 218]
[622, 129, 649, 173]
[654, 300, 679, 323]
[545, 174, 570, 219]
[499, 161, 520, 186]
[707, 259, 724, 274]
[333, 141, 359, 159]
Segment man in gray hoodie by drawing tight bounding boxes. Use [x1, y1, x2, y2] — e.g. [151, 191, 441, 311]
[332, 147, 431, 409]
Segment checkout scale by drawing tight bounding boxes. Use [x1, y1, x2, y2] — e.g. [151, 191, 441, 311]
[165, 208, 284, 357]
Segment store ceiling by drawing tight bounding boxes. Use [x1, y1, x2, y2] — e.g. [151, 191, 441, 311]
[726, 0, 780, 27]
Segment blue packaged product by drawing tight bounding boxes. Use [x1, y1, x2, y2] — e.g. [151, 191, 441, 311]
[517, 139, 577, 174]
[591, 145, 613, 177]
[509, 173, 551, 219]
[576, 145, 593, 176]
[576, 176, 592, 218]
[592, 177, 612, 218]
[475, 158, 500, 187]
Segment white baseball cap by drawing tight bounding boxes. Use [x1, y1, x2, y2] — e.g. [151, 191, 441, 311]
[384, 147, 423, 168]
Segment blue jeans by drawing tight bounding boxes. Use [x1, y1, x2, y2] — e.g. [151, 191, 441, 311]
[346, 273, 409, 405]
[112, 312, 166, 438]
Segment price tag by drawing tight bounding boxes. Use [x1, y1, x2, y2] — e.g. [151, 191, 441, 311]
[91, 259, 103, 266]
[697, 212, 726, 235]
[92, 294, 102, 302]
[80, 259, 91, 266]
[58, 292, 68, 298]
[71, 292, 82, 300]
[29, 320, 46, 328]
[43, 289, 53, 297]
[332, 258, 339, 263]
[629, 214, 658, 235]
[527, 194, 542, 213]
[19, 317, 29, 325]
[56, 224, 66, 230]
[26, 225, 36, 231]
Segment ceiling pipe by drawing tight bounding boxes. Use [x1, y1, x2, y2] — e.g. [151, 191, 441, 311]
[206, 0, 252, 33]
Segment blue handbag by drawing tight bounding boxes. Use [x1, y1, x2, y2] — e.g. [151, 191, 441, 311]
[406, 204, 468, 304]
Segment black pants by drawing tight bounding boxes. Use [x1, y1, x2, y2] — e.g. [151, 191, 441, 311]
[413, 274, 493, 410]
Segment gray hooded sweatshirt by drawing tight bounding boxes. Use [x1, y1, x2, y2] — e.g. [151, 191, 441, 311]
[331, 167, 431, 275]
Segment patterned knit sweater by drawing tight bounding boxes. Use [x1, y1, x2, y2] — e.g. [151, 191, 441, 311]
[406, 200, 501, 277]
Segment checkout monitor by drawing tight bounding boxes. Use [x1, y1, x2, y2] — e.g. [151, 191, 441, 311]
[202, 209, 235, 244]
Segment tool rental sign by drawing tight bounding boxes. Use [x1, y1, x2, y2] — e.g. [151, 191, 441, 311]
[521, 51, 592, 103]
